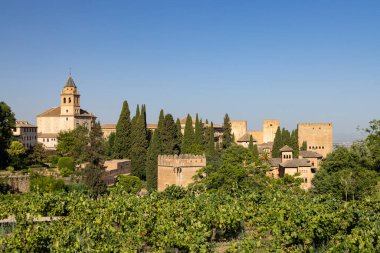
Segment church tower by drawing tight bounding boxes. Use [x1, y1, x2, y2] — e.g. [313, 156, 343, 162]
[60, 75, 80, 116]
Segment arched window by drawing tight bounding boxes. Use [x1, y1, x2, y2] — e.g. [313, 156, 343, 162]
[63, 98, 66, 103]
[69, 98, 72, 103]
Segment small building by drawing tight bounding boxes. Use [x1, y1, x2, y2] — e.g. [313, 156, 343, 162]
[12, 121, 38, 148]
[270, 145, 316, 190]
[157, 154, 206, 191]
[236, 133, 256, 148]
[299, 150, 323, 169]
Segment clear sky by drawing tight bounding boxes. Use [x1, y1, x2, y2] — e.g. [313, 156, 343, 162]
[0, 1, 379, 140]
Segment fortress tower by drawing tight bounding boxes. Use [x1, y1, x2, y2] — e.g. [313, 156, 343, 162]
[263, 119, 280, 143]
[298, 123, 333, 158]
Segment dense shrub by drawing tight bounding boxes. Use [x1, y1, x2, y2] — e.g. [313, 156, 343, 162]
[57, 157, 74, 176]
[30, 176, 65, 193]
[112, 175, 142, 194]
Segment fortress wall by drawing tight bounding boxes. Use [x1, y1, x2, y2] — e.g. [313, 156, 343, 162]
[157, 155, 206, 191]
[298, 123, 333, 158]
[231, 120, 247, 142]
[249, 131, 263, 144]
[263, 120, 280, 143]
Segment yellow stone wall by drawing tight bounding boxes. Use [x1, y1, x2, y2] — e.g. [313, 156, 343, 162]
[298, 123, 333, 158]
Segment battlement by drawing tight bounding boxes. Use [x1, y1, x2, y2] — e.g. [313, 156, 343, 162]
[158, 154, 206, 167]
[298, 123, 332, 127]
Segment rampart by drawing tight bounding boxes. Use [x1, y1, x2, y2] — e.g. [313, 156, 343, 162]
[157, 154, 206, 191]
[298, 123, 333, 158]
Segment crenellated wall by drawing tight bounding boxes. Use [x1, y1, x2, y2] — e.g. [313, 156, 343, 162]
[157, 154, 206, 191]
[298, 123, 333, 158]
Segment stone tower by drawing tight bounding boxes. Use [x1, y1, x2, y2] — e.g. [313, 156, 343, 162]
[60, 76, 81, 116]
[280, 145, 293, 163]
[263, 119, 280, 143]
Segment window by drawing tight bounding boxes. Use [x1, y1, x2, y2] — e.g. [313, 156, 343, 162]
[66, 117, 68, 121]
[63, 98, 66, 103]
[304, 178, 308, 183]
[66, 110, 68, 113]
[69, 98, 71, 103]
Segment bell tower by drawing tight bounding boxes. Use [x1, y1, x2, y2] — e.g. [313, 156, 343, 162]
[60, 75, 80, 116]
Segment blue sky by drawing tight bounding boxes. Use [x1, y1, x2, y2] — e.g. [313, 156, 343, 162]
[0, 1, 379, 138]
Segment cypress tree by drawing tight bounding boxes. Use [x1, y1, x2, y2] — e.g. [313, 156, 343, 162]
[83, 122, 107, 196]
[113, 101, 132, 159]
[194, 114, 202, 146]
[282, 128, 291, 146]
[146, 129, 159, 191]
[130, 107, 148, 180]
[156, 109, 165, 151]
[222, 113, 233, 149]
[252, 144, 259, 159]
[272, 126, 282, 158]
[205, 122, 215, 156]
[248, 135, 254, 151]
[175, 118, 183, 153]
[290, 129, 299, 158]
[181, 114, 194, 153]
[301, 141, 308, 151]
[161, 114, 180, 155]
[131, 105, 140, 128]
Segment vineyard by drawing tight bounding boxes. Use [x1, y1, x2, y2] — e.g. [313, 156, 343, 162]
[1, 176, 380, 252]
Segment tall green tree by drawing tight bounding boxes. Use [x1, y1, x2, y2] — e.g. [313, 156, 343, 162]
[7, 140, 27, 169]
[222, 113, 233, 149]
[82, 122, 107, 196]
[175, 118, 183, 153]
[57, 126, 89, 163]
[146, 130, 160, 191]
[300, 141, 308, 151]
[161, 114, 180, 155]
[365, 120, 380, 172]
[105, 132, 116, 158]
[181, 114, 194, 153]
[156, 109, 165, 151]
[28, 143, 47, 165]
[290, 129, 299, 158]
[130, 106, 148, 180]
[248, 135, 259, 160]
[271, 126, 282, 158]
[113, 101, 132, 159]
[194, 114, 203, 146]
[205, 122, 216, 156]
[0, 102, 16, 169]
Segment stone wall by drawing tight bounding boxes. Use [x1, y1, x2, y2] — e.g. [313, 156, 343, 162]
[3, 175, 30, 193]
[231, 120, 247, 142]
[298, 123, 333, 158]
[263, 119, 280, 143]
[157, 154, 206, 191]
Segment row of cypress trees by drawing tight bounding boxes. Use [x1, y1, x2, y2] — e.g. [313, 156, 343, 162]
[109, 100, 234, 190]
[271, 127, 300, 158]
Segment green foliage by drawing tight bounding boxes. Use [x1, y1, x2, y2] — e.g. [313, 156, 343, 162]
[81, 122, 107, 196]
[28, 143, 47, 165]
[105, 132, 116, 158]
[221, 145, 255, 166]
[161, 114, 180, 155]
[146, 130, 159, 191]
[204, 122, 216, 156]
[222, 113, 233, 149]
[48, 154, 59, 167]
[365, 119, 380, 172]
[56, 126, 89, 163]
[181, 114, 195, 154]
[194, 113, 204, 147]
[312, 146, 378, 200]
[30, 176, 65, 193]
[113, 100, 132, 159]
[130, 105, 148, 180]
[0, 101, 16, 169]
[57, 157, 74, 176]
[6, 141, 27, 169]
[272, 126, 299, 158]
[112, 175, 142, 194]
[301, 140, 308, 151]
[6, 166, 14, 172]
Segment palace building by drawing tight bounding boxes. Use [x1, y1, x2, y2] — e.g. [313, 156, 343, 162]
[37, 76, 96, 149]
